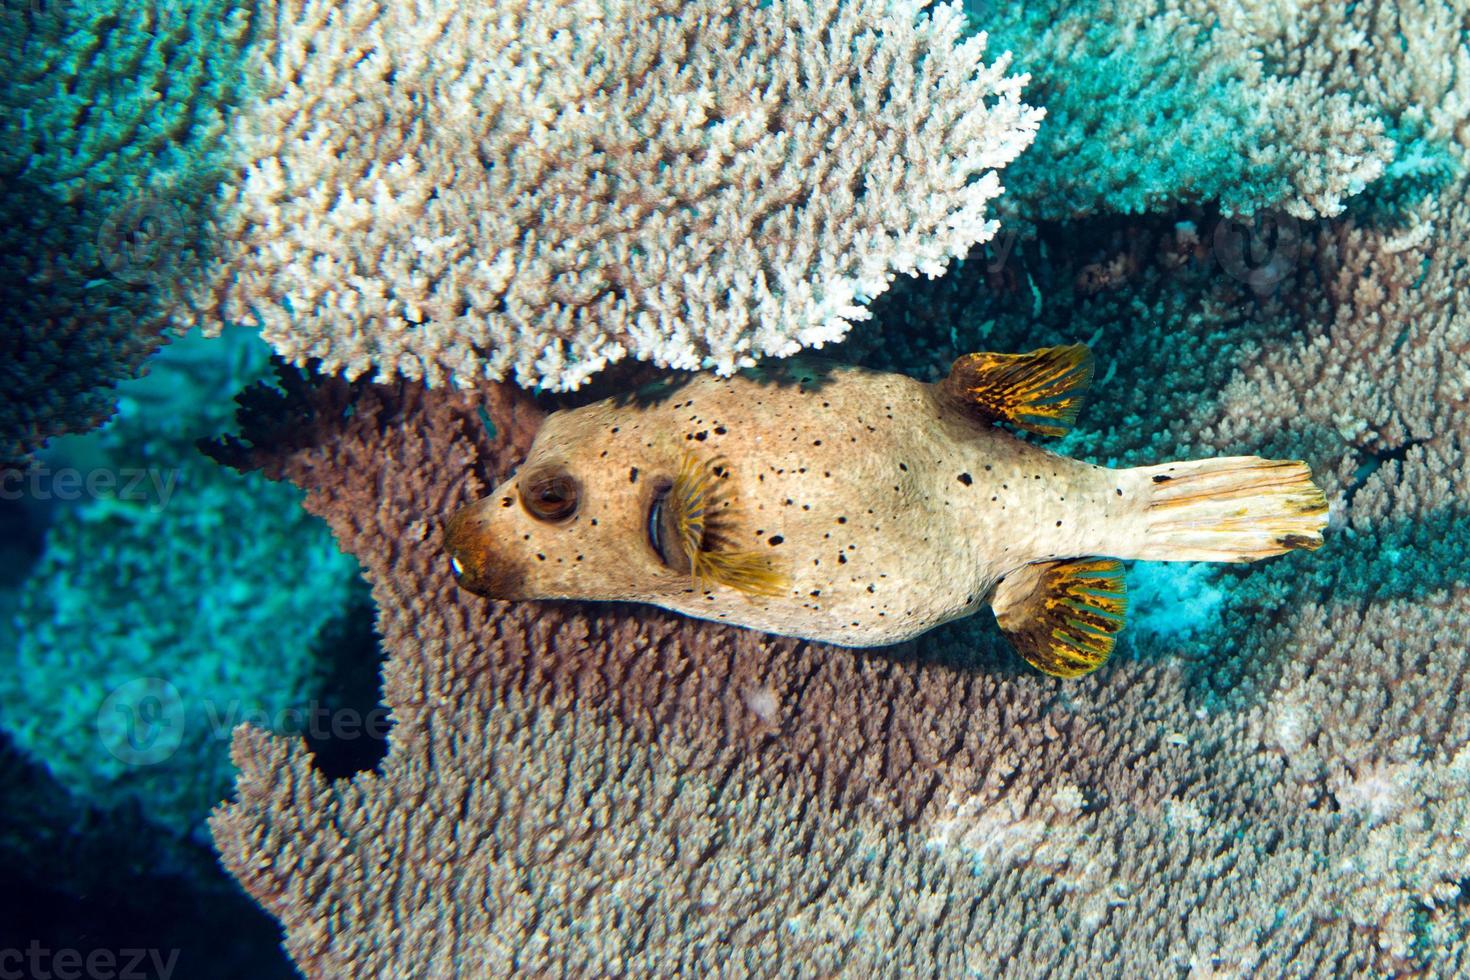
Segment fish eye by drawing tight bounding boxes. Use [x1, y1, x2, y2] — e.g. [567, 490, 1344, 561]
[520, 470, 580, 523]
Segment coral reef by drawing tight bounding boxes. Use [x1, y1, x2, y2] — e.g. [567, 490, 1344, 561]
[1, 329, 360, 839]
[206, 1, 1470, 974]
[0, 1, 256, 463]
[975, 0, 1395, 223]
[182, 0, 1041, 391]
[209, 351, 1467, 973]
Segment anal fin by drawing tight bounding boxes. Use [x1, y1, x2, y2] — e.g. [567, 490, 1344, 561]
[942, 344, 1093, 436]
[991, 558, 1127, 678]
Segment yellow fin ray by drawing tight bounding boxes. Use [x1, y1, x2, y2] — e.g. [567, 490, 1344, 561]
[672, 451, 789, 598]
[991, 558, 1127, 678]
[943, 344, 1094, 436]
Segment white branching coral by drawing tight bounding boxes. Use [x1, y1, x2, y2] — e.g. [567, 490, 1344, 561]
[183, 0, 1042, 390]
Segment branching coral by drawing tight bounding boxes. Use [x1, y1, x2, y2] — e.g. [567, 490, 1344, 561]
[2, 330, 360, 838]
[975, 0, 1394, 223]
[181, 0, 1041, 392]
[0, 1, 255, 463]
[199, 1, 1470, 974]
[208, 359, 1468, 974]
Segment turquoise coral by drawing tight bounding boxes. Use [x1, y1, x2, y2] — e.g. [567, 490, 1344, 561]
[1, 329, 360, 838]
[0, 1, 255, 462]
[975, 0, 1393, 223]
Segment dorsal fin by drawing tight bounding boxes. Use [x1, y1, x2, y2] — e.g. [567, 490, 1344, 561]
[941, 344, 1094, 436]
[990, 558, 1127, 678]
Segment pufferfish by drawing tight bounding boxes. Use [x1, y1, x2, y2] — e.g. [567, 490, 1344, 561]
[445, 345, 1328, 677]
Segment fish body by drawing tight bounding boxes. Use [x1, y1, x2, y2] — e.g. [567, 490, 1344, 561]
[446, 347, 1328, 676]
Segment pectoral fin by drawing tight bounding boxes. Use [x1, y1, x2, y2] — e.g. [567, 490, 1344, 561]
[991, 558, 1127, 678]
[942, 344, 1094, 436]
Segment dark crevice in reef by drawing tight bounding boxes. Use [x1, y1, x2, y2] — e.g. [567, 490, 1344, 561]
[303, 578, 391, 781]
[1343, 437, 1427, 515]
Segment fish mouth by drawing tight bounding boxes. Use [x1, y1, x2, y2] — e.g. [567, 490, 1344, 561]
[442, 502, 527, 600]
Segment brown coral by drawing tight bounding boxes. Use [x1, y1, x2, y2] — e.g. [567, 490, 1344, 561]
[209, 358, 1466, 974]
[209, 3, 1470, 972]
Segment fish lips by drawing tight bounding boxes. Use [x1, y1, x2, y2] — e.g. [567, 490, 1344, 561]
[442, 501, 529, 600]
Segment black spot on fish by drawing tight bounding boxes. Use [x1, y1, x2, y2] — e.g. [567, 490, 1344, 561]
[810, 590, 821, 597]
[898, 462, 908, 471]
[866, 584, 875, 593]
[957, 473, 973, 486]
[629, 467, 639, 483]
[1116, 488, 1123, 495]
[1153, 474, 1172, 483]
[1056, 520, 1063, 526]
[768, 535, 784, 546]
[837, 516, 847, 523]
[695, 431, 708, 441]
[838, 554, 847, 564]
[814, 439, 822, 446]
[501, 497, 513, 507]
[715, 425, 727, 435]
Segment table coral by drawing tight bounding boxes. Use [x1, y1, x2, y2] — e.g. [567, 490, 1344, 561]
[208, 361, 1467, 974]
[0, 1, 255, 463]
[181, 0, 1042, 392]
[978, 0, 1394, 224]
[206, 1, 1470, 972]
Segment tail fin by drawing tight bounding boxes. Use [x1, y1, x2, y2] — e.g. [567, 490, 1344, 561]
[1133, 456, 1328, 563]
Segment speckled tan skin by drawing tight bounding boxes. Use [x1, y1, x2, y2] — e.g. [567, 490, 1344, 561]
[445, 357, 1325, 647]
